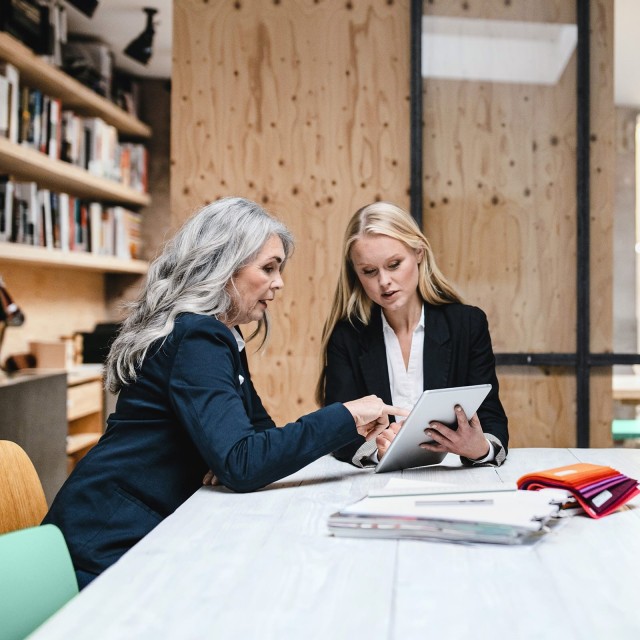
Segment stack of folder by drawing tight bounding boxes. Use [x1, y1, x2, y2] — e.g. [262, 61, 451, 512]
[517, 462, 640, 519]
[328, 480, 569, 545]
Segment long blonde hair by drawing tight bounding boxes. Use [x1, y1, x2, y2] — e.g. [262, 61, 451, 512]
[315, 201, 461, 405]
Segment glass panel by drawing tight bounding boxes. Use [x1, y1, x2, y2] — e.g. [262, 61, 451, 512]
[421, 1, 580, 447]
[613, 0, 640, 440]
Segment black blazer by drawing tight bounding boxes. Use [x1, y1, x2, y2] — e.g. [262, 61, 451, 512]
[43, 314, 358, 583]
[324, 302, 508, 465]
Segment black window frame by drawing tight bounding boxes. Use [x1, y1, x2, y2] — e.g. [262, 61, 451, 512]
[410, 0, 640, 446]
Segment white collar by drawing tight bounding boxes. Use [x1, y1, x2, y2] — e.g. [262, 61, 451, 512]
[230, 327, 246, 353]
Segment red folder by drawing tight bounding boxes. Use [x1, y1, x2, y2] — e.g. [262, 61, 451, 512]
[517, 462, 640, 519]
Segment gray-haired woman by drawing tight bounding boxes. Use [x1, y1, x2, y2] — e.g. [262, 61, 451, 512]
[43, 197, 404, 589]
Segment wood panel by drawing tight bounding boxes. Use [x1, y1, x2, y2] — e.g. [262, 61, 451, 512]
[0, 264, 108, 359]
[589, 0, 615, 447]
[172, 0, 411, 423]
[498, 367, 576, 448]
[422, 0, 614, 447]
[421, 0, 575, 22]
[171, 0, 614, 445]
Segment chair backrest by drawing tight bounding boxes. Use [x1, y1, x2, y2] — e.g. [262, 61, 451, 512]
[0, 440, 48, 534]
[0, 524, 79, 639]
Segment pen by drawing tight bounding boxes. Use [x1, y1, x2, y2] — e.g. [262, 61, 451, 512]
[415, 498, 494, 506]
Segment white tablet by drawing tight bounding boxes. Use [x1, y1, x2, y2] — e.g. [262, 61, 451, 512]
[374, 383, 492, 474]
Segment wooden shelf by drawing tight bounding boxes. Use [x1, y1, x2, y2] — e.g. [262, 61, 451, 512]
[0, 33, 151, 139]
[66, 432, 101, 455]
[0, 137, 150, 206]
[0, 242, 148, 274]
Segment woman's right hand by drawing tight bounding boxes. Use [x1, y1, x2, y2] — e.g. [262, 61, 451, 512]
[343, 395, 409, 441]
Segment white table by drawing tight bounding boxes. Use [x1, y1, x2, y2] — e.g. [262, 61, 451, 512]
[31, 449, 640, 640]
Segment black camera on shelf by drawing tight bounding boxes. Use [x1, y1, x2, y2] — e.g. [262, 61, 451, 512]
[0, 0, 52, 55]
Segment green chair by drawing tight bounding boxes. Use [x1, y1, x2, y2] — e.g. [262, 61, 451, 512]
[0, 524, 79, 640]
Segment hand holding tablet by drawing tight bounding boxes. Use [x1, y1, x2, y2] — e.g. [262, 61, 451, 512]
[374, 384, 492, 473]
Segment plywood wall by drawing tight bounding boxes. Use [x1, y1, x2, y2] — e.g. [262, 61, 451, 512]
[422, 0, 614, 446]
[171, 0, 614, 447]
[172, 0, 411, 421]
[0, 264, 107, 358]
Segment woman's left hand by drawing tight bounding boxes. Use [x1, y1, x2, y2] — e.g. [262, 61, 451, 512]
[202, 470, 221, 486]
[421, 405, 490, 461]
[376, 420, 403, 459]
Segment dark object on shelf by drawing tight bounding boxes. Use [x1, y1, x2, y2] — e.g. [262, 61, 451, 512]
[0, 275, 24, 327]
[112, 70, 141, 118]
[66, 0, 99, 18]
[0, 275, 26, 373]
[80, 322, 120, 364]
[0, 0, 51, 54]
[4, 352, 35, 372]
[62, 37, 112, 99]
[124, 7, 157, 66]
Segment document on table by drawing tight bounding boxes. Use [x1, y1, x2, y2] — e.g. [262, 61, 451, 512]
[328, 482, 571, 545]
[368, 477, 519, 498]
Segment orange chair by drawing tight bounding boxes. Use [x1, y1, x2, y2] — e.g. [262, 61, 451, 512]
[0, 440, 48, 534]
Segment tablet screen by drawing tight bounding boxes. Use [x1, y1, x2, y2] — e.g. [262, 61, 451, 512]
[375, 383, 492, 474]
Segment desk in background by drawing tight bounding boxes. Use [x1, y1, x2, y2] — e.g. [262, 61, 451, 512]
[30, 449, 640, 640]
[0, 371, 67, 504]
[613, 374, 640, 402]
[613, 375, 640, 440]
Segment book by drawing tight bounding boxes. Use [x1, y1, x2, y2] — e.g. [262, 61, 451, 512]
[0, 176, 14, 242]
[0, 61, 20, 143]
[39, 188, 53, 249]
[0, 74, 10, 138]
[58, 192, 70, 251]
[328, 482, 569, 545]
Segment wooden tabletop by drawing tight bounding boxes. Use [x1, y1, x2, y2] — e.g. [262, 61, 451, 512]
[30, 448, 640, 640]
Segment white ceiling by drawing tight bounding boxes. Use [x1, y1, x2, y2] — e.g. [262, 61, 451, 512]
[64, 0, 172, 79]
[65, 0, 640, 107]
[614, 0, 640, 107]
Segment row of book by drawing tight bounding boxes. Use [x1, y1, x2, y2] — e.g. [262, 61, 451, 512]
[0, 177, 142, 260]
[0, 62, 148, 192]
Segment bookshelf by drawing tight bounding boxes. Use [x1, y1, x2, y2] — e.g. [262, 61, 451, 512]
[0, 33, 150, 138]
[0, 137, 150, 206]
[0, 32, 150, 275]
[0, 241, 147, 274]
[0, 31, 155, 472]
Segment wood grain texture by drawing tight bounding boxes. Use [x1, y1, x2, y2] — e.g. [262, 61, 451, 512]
[589, 0, 615, 446]
[422, 0, 614, 446]
[0, 264, 108, 359]
[497, 367, 576, 448]
[0, 439, 48, 533]
[171, 0, 614, 445]
[172, 0, 411, 423]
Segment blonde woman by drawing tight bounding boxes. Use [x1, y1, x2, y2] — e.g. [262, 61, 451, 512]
[316, 201, 508, 468]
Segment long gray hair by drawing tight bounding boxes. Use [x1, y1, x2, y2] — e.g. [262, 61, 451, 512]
[105, 197, 294, 392]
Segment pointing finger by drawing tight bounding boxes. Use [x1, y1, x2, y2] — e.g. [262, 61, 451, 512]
[384, 404, 410, 417]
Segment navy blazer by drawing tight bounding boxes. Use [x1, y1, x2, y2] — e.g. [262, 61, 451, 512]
[43, 314, 358, 581]
[324, 302, 509, 464]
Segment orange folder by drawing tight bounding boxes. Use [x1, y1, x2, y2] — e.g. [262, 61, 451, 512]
[517, 462, 640, 519]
